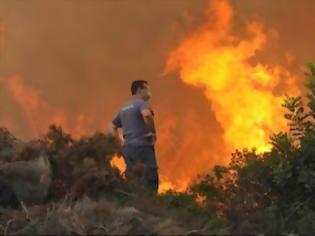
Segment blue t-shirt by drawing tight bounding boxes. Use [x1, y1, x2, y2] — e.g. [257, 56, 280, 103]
[112, 97, 154, 145]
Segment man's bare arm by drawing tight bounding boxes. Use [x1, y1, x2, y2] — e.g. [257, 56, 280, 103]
[141, 108, 156, 144]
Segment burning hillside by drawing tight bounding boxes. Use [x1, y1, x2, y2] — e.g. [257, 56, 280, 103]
[0, 125, 228, 235]
[0, 0, 315, 234]
[0, 0, 313, 193]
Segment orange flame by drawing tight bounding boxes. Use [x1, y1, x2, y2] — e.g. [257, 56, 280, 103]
[110, 154, 126, 173]
[0, 0, 302, 193]
[1, 75, 99, 138]
[1, 75, 67, 136]
[165, 0, 299, 153]
[110, 154, 178, 194]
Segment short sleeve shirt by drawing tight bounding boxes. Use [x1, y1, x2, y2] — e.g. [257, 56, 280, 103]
[112, 97, 154, 145]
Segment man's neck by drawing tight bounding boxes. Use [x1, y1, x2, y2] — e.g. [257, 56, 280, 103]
[132, 95, 144, 100]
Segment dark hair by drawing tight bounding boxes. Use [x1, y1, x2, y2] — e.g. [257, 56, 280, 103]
[131, 80, 148, 95]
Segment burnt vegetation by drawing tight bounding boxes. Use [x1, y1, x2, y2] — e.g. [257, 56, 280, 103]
[0, 65, 315, 234]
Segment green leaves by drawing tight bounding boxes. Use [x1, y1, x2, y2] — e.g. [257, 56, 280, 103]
[270, 132, 294, 156]
[282, 95, 310, 141]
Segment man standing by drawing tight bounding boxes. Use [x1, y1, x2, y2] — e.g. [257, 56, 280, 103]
[111, 80, 158, 193]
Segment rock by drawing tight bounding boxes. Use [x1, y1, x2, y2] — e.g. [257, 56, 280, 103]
[0, 180, 20, 209]
[0, 155, 51, 205]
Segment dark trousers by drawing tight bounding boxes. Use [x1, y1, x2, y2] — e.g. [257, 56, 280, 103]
[122, 143, 159, 193]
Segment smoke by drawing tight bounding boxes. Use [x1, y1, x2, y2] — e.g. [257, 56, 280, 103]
[0, 0, 314, 190]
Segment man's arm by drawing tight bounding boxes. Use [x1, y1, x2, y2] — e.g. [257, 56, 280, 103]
[141, 108, 156, 134]
[141, 108, 157, 145]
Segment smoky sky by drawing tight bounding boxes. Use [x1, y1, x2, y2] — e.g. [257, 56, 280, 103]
[0, 0, 315, 187]
[0, 0, 208, 135]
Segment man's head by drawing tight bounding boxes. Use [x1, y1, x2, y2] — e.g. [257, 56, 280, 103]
[131, 80, 151, 101]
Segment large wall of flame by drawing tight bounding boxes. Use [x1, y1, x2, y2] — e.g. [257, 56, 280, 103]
[0, 0, 314, 189]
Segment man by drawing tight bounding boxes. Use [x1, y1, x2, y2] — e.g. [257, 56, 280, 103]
[111, 80, 158, 193]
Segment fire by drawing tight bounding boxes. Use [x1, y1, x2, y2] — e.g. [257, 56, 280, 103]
[0, 0, 302, 193]
[158, 177, 176, 194]
[1, 75, 67, 136]
[0, 75, 99, 139]
[110, 154, 178, 194]
[165, 0, 299, 153]
[110, 154, 126, 173]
